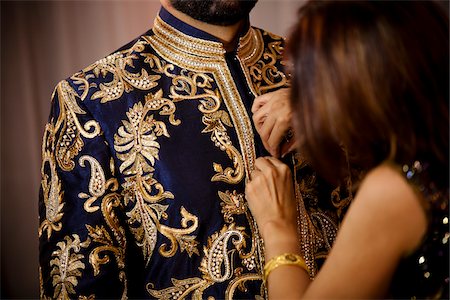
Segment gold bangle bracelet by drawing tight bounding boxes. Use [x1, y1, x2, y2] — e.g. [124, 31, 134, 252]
[263, 253, 309, 283]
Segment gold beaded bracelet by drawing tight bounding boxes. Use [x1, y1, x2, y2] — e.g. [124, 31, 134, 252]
[263, 253, 309, 283]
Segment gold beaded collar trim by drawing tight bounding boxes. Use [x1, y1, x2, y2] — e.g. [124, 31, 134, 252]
[153, 15, 262, 62]
[153, 15, 225, 57]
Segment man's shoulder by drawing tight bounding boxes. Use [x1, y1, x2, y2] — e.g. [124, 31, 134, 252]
[250, 26, 285, 43]
[58, 28, 159, 100]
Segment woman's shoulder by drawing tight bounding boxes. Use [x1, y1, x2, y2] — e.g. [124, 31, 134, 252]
[357, 162, 423, 211]
[354, 162, 428, 253]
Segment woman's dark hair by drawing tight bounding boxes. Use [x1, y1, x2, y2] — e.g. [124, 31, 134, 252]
[288, 1, 449, 185]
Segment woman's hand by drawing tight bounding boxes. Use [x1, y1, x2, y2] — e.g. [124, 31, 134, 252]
[245, 157, 299, 245]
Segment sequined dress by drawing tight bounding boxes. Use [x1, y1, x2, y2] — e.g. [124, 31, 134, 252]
[389, 161, 449, 299]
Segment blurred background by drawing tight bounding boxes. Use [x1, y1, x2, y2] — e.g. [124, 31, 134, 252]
[1, 0, 305, 297]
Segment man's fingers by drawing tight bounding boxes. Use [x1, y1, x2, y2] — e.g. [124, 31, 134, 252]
[267, 123, 292, 158]
[258, 115, 277, 155]
[252, 104, 271, 130]
[251, 93, 271, 113]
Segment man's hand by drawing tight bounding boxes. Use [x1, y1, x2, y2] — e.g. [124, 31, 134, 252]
[252, 88, 297, 158]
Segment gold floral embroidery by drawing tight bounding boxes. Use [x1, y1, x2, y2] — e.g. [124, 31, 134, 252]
[218, 191, 246, 223]
[115, 90, 177, 177]
[40, 75, 102, 239]
[39, 123, 64, 239]
[114, 90, 199, 264]
[50, 234, 90, 299]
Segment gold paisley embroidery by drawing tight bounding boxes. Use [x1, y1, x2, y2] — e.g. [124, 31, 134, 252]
[86, 192, 127, 278]
[292, 153, 350, 277]
[217, 190, 260, 275]
[39, 123, 65, 239]
[50, 234, 90, 299]
[114, 90, 199, 263]
[78, 155, 119, 212]
[200, 225, 246, 283]
[83, 41, 160, 103]
[54, 80, 101, 172]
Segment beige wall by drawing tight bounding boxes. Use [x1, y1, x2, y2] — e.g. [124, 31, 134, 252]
[0, 0, 304, 297]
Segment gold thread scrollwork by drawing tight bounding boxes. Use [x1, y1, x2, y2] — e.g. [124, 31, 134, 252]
[147, 278, 207, 300]
[243, 32, 288, 96]
[202, 110, 244, 184]
[225, 273, 263, 300]
[167, 68, 244, 184]
[86, 192, 128, 299]
[84, 41, 161, 103]
[159, 207, 200, 257]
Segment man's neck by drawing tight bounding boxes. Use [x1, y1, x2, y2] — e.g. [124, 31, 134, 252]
[161, 2, 245, 51]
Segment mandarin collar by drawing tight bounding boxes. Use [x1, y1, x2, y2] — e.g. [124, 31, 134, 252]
[155, 6, 253, 56]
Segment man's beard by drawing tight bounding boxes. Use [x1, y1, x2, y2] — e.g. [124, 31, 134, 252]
[170, 0, 258, 26]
